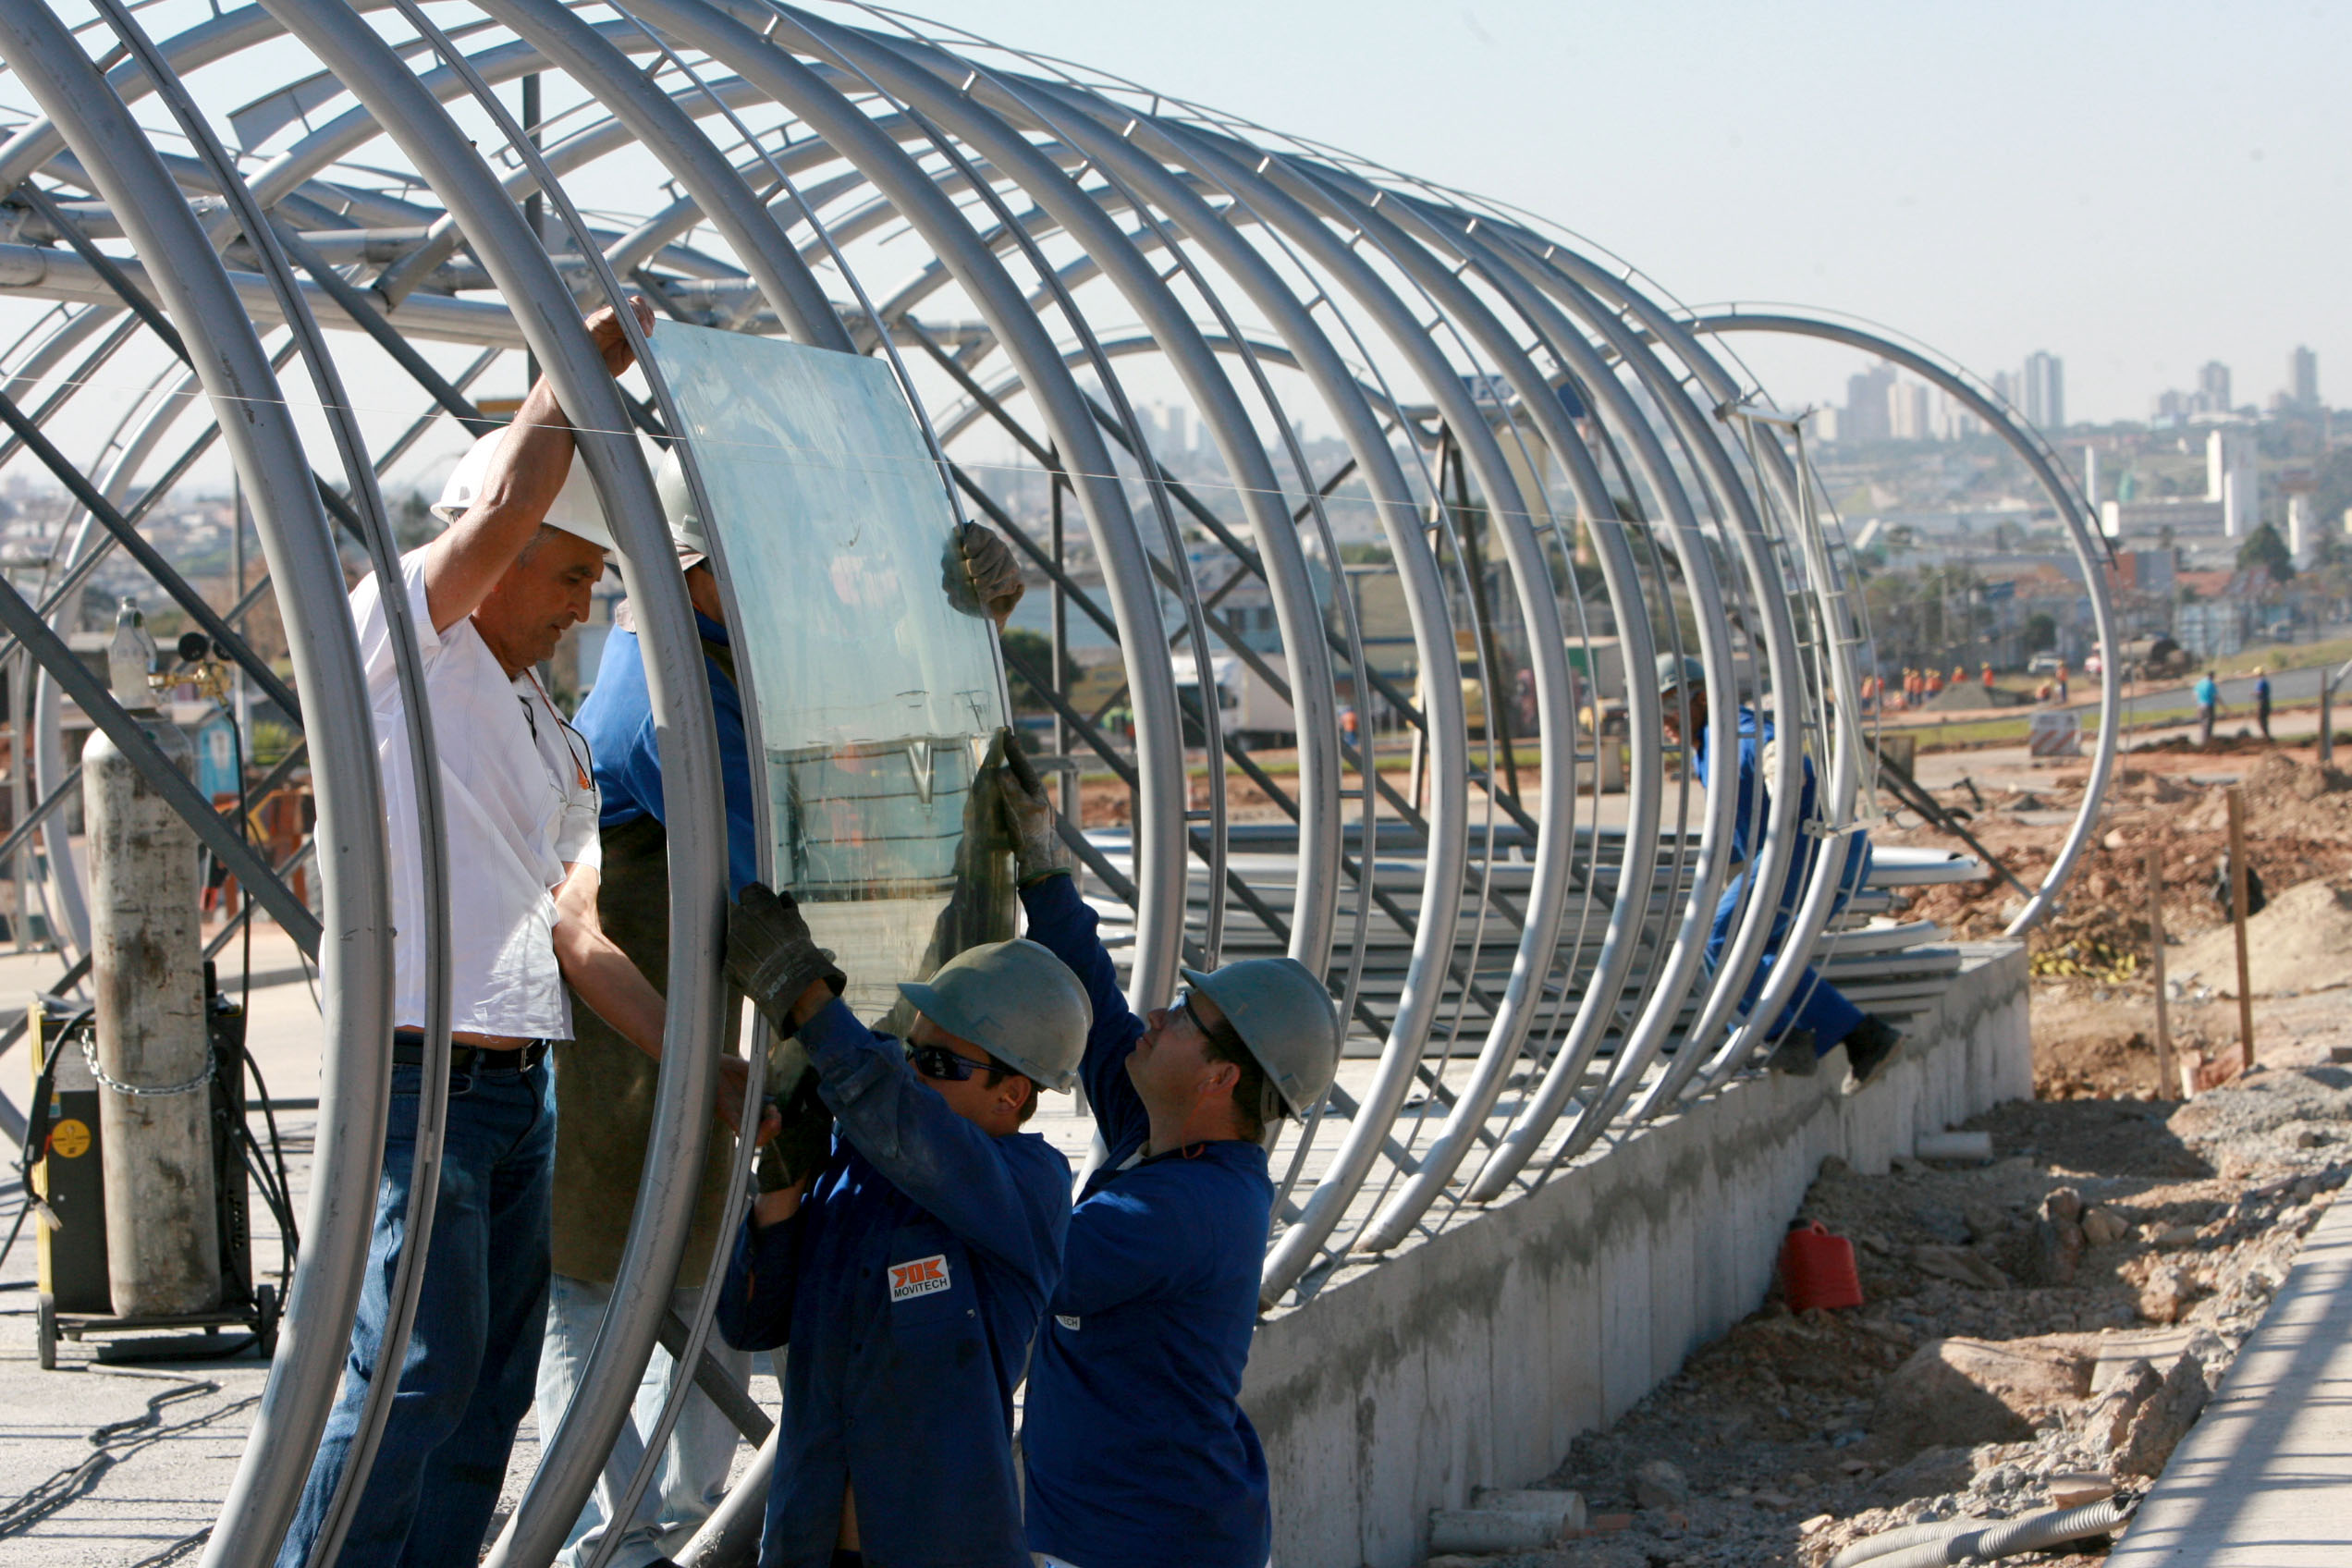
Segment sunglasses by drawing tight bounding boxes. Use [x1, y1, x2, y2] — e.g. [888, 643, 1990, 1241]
[1175, 993, 1247, 1058]
[907, 1041, 1005, 1084]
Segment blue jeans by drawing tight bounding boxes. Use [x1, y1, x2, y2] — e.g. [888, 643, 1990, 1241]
[1706, 837, 1871, 1051]
[277, 1058, 556, 1568]
[536, 1275, 754, 1568]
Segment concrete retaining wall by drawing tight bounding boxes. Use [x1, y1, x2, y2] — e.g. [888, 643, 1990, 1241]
[1242, 943, 2032, 1568]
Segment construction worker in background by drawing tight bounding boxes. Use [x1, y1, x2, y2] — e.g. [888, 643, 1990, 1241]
[543, 450, 1026, 1566]
[1951, 663, 1965, 689]
[280, 300, 764, 1568]
[2196, 668, 2222, 748]
[717, 890, 1083, 1568]
[1655, 655, 1903, 1091]
[1980, 662, 1994, 694]
[2255, 666, 2273, 741]
[1926, 668, 1944, 697]
[2056, 659, 2070, 704]
[994, 746, 1341, 1568]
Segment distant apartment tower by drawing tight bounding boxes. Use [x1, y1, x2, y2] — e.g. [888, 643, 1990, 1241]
[2021, 351, 2064, 431]
[2207, 427, 2260, 537]
[2290, 345, 2320, 409]
[1843, 361, 1895, 442]
[1889, 380, 1933, 441]
[2199, 361, 2232, 413]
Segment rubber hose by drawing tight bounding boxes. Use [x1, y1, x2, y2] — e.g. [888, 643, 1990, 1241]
[1960, 1497, 2131, 1559]
[1826, 1519, 1991, 1568]
[1833, 1498, 2131, 1568]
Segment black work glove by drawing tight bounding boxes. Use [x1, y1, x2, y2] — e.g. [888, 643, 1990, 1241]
[726, 882, 846, 1035]
[754, 1063, 833, 1192]
[998, 738, 1071, 885]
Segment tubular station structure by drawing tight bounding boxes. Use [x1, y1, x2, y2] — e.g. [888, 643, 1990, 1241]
[0, 6, 2116, 1566]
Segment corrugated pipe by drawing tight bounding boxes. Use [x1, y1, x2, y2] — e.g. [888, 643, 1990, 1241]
[1826, 1498, 2131, 1567]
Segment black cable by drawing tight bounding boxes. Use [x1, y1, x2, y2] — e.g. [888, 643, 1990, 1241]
[221, 692, 297, 1286]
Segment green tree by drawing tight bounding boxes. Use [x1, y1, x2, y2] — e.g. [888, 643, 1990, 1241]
[2024, 612, 2056, 654]
[2237, 522, 2296, 584]
[998, 626, 1082, 713]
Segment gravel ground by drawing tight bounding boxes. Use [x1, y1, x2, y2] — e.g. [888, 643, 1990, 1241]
[1423, 1051, 2351, 1568]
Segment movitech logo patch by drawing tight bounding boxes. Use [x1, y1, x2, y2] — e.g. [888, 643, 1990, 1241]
[888, 1254, 951, 1303]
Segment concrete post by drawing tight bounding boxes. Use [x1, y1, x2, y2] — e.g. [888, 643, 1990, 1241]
[88, 597, 216, 1317]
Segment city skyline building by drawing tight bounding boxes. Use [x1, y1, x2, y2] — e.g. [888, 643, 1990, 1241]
[2290, 345, 2320, 409]
[2022, 350, 2064, 431]
[2199, 360, 2233, 413]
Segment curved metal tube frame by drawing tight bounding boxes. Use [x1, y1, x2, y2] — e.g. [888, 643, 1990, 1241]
[0, 12, 2121, 1561]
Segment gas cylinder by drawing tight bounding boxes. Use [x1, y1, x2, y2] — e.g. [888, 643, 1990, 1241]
[1779, 1219, 1863, 1314]
[87, 597, 218, 1317]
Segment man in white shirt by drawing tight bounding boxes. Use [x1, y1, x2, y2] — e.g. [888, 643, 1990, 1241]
[278, 300, 759, 1568]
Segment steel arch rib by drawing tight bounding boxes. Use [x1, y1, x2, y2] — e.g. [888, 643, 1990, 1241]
[1684, 312, 2119, 942]
[0, 15, 398, 1568]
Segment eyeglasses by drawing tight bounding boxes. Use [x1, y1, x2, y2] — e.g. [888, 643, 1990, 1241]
[907, 1041, 1002, 1084]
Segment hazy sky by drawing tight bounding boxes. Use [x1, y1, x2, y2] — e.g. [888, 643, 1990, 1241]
[896, 0, 2346, 424]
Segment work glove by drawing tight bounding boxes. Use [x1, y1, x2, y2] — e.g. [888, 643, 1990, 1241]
[726, 882, 846, 1035]
[754, 1058, 833, 1192]
[949, 521, 1025, 627]
[998, 740, 1072, 885]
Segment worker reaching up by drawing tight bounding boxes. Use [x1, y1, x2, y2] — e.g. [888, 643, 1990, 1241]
[996, 746, 1342, 1568]
[279, 300, 771, 1568]
[716, 889, 1082, 1568]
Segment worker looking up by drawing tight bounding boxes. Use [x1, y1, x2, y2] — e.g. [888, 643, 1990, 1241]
[1656, 655, 1903, 1091]
[541, 451, 1027, 1568]
[995, 748, 1341, 1568]
[717, 888, 1082, 1568]
[279, 301, 761, 1568]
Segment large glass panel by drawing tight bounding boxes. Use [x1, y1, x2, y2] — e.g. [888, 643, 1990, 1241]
[649, 325, 1015, 1022]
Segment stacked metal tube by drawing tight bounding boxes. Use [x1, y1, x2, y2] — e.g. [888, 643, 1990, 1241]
[0, 6, 2116, 1563]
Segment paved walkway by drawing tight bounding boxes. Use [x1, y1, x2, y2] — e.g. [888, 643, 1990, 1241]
[2112, 1195, 2352, 1565]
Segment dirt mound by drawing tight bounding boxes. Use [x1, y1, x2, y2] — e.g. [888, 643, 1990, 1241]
[1509, 1082, 2348, 1568]
[2172, 876, 2352, 997]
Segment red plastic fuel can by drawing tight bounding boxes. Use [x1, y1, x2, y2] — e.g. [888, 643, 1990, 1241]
[1780, 1219, 1864, 1313]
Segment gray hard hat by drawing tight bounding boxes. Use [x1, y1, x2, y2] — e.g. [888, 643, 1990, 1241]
[1178, 956, 1341, 1120]
[897, 938, 1090, 1093]
[1654, 653, 1707, 698]
[652, 443, 714, 568]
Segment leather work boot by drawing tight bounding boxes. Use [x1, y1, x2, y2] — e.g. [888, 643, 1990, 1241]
[1840, 1015, 1905, 1093]
[1766, 1028, 1819, 1076]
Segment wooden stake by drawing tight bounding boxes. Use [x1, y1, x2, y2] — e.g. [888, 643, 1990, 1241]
[2147, 838, 2174, 1100]
[2227, 786, 2256, 1072]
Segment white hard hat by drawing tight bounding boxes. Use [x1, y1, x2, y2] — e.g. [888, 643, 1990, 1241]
[896, 938, 1091, 1093]
[651, 441, 713, 567]
[433, 427, 617, 553]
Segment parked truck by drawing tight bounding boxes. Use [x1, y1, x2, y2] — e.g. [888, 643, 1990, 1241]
[1170, 651, 1298, 747]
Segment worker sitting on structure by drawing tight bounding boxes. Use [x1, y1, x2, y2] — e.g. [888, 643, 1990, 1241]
[994, 747, 1341, 1568]
[1655, 655, 1903, 1091]
[717, 888, 1082, 1568]
[540, 448, 1025, 1567]
[280, 300, 761, 1568]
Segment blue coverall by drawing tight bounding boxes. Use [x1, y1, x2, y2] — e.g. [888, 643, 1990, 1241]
[1697, 708, 1871, 1054]
[1017, 873, 1276, 1568]
[715, 998, 1072, 1568]
[573, 610, 760, 896]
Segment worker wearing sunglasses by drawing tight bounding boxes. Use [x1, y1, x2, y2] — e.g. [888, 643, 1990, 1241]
[994, 748, 1341, 1568]
[714, 882, 1090, 1568]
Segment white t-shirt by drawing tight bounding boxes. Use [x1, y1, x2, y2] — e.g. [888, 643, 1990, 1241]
[351, 549, 601, 1038]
